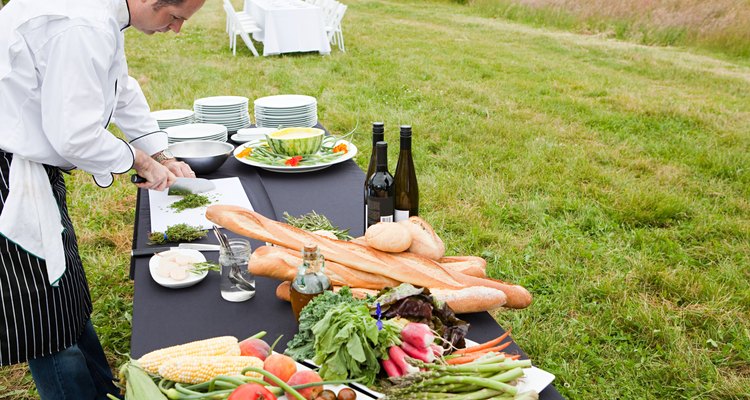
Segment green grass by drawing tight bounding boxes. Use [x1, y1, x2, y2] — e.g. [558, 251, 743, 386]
[2, 0, 750, 398]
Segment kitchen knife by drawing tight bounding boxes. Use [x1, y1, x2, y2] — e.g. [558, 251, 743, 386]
[131, 243, 221, 257]
[130, 174, 216, 195]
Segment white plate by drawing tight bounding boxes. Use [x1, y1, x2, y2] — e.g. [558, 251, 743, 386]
[148, 249, 208, 289]
[194, 96, 249, 107]
[166, 123, 227, 139]
[151, 109, 194, 120]
[348, 338, 556, 398]
[233, 139, 357, 173]
[254, 94, 316, 109]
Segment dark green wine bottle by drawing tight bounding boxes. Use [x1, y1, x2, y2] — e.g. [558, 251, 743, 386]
[366, 141, 395, 228]
[394, 125, 418, 221]
[364, 122, 384, 227]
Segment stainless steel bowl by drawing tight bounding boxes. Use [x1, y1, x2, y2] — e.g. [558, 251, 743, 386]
[168, 140, 235, 175]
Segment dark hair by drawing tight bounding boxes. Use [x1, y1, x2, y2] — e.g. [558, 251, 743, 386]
[153, 0, 186, 10]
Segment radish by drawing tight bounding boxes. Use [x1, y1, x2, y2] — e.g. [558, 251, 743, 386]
[388, 345, 419, 376]
[401, 341, 435, 363]
[401, 322, 434, 349]
[430, 343, 444, 358]
[381, 358, 402, 378]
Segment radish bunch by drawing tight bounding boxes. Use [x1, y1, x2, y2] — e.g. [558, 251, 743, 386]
[382, 323, 443, 378]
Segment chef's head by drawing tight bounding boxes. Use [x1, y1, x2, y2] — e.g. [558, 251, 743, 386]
[128, 0, 206, 35]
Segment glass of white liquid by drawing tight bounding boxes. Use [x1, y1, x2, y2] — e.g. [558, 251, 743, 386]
[219, 238, 255, 302]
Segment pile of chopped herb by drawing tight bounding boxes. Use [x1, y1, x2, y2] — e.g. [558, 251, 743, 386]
[169, 193, 211, 212]
[148, 223, 207, 244]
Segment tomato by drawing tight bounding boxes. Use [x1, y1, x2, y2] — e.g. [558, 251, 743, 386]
[228, 383, 278, 400]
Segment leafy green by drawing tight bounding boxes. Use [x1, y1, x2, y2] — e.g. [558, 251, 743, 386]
[311, 302, 401, 386]
[285, 287, 364, 361]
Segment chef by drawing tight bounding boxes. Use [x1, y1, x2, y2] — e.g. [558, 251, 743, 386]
[0, 0, 206, 398]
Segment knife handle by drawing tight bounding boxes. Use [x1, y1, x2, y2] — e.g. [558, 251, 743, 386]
[131, 247, 172, 257]
[131, 174, 147, 184]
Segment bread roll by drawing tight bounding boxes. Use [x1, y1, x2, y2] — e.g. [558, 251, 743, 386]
[276, 281, 291, 302]
[365, 222, 412, 252]
[398, 216, 445, 260]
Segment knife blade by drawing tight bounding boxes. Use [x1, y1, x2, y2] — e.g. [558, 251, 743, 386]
[131, 243, 221, 257]
[130, 175, 216, 195]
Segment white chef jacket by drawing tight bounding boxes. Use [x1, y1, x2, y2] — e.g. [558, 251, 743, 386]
[0, 0, 168, 285]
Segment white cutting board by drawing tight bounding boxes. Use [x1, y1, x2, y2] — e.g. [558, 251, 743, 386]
[148, 177, 253, 233]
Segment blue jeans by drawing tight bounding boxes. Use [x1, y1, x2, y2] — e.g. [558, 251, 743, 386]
[28, 320, 121, 400]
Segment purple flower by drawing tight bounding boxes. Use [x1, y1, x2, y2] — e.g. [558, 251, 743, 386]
[376, 302, 383, 331]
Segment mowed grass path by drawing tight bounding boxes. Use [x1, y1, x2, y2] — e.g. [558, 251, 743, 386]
[2, 0, 749, 398]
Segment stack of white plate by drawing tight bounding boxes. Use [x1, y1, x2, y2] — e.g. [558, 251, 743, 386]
[165, 123, 228, 144]
[193, 96, 251, 132]
[151, 109, 195, 129]
[254, 95, 317, 129]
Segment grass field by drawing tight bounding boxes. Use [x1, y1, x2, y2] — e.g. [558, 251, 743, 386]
[1, 0, 750, 398]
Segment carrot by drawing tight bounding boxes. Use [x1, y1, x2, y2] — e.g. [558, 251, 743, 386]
[446, 352, 486, 365]
[453, 328, 512, 355]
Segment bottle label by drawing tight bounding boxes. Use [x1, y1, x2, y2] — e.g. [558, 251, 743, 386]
[367, 197, 394, 227]
[394, 209, 409, 222]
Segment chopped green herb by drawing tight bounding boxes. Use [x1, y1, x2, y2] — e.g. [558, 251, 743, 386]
[169, 193, 211, 212]
[148, 223, 207, 244]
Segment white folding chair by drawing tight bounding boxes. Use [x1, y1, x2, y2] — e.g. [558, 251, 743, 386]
[223, 2, 261, 56]
[325, 3, 347, 52]
[224, 0, 255, 33]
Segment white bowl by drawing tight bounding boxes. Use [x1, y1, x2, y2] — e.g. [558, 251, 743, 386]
[149, 249, 208, 289]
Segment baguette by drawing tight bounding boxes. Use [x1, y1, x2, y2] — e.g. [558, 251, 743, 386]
[250, 246, 401, 290]
[438, 256, 487, 278]
[275, 282, 505, 314]
[206, 206, 465, 289]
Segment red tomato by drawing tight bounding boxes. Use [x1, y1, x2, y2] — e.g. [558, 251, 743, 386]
[228, 383, 278, 400]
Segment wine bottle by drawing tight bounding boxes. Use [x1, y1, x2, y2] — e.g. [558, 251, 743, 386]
[366, 141, 395, 229]
[394, 125, 418, 221]
[364, 122, 384, 228]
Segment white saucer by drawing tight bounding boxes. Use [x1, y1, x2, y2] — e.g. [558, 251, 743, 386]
[149, 249, 208, 289]
[231, 127, 277, 143]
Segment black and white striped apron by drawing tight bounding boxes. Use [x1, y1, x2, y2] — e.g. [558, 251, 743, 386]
[0, 150, 92, 365]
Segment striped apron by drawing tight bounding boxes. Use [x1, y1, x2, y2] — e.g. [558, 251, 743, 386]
[0, 150, 92, 365]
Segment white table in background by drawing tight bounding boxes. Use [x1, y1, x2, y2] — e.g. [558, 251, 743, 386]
[245, 0, 331, 56]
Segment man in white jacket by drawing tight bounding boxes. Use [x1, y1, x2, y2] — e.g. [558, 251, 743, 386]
[0, 0, 205, 398]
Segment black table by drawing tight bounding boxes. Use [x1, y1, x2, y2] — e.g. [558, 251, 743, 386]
[129, 156, 563, 399]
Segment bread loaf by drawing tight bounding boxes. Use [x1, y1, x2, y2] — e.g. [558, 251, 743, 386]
[205, 206, 465, 289]
[439, 256, 487, 278]
[365, 222, 412, 252]
[398, 216, 445, 260]
[250, 245, 401, 290]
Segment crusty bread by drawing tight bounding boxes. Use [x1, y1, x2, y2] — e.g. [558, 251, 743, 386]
[250, 245, 401, 290]
[205, 206, 465, 289]
[275, 283, 505, 314]
[439, 256, 487, 278]
[365, 222, 412, 252]
[398, 216, 445, 260]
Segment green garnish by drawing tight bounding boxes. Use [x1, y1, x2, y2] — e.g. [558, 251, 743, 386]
[283, 211, 353, 240]
[169, 193, 211, 212]
[189, 261, 220, 275]
[148, 223, 208, 244]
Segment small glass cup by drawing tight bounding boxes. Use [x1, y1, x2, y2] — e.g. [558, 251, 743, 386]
[219, 238, 255, 302]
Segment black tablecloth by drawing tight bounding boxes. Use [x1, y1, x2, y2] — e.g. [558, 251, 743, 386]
[129, 156, 563, 399]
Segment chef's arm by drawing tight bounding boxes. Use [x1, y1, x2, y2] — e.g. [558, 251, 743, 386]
[116, 76, 195, 177]
[38, 26, 137, 188]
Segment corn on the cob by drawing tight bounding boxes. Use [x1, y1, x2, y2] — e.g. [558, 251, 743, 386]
[138, 336, 240, 375]
[158, 355, 263, 384]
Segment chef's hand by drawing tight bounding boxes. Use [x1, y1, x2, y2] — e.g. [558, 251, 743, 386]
[161, 158, 196, 178]
[133, 149, 176, 191]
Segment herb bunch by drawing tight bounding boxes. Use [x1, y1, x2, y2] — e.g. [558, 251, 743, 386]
[148, 223, 207, 244]
[283, 211, 353, 240]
